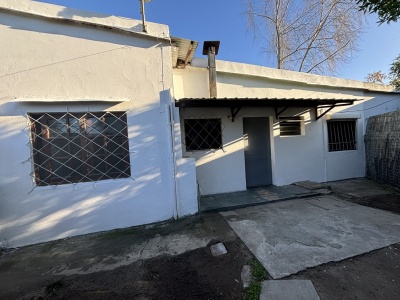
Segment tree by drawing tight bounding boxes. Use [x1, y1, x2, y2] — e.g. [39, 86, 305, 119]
[365, 56, 400, 90]
[245, 0, 364, 75]
[365, 70, 387, 83]
[389, 54, 400, 90]
[356, 0, 400, 24]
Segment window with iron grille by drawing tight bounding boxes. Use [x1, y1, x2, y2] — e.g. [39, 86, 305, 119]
[327, 120, 357, 152]
[279, 117, 303, 136]
[184, 118, 222, 151]
[29, 112, 131, 186]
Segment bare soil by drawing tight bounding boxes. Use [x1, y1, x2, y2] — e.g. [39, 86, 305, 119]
[344, 193, 400, 215]
[21, 239, 253, 300]
[287, 192, 400, 300]
[288, 243, 400, 300]
[5, 191, 400, 300]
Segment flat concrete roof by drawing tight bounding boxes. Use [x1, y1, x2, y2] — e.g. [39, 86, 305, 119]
[191, 58, 396, 94]
[0, 0, 170, 41]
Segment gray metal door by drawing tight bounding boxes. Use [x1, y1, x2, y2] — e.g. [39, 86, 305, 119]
[243, 117, 272, 187]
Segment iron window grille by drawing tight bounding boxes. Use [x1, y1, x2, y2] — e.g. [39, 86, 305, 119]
[327, 120, 357, 152]
[29, 112, 131, 186]
[279, 117, 303, 136]
[184, 118, 223, 151]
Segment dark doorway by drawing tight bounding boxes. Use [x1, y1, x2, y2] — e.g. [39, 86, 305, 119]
[243, 117, 272, 187]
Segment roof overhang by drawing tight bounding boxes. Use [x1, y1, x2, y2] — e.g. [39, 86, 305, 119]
[175, 97, 360, 121]
[171, 36, 199, 68]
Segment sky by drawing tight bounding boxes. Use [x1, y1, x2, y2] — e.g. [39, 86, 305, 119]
[37, 0, 400, 82]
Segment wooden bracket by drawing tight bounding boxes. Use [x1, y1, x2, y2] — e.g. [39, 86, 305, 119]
[230, 107, 241, 122]
[274, 107, 289, 119]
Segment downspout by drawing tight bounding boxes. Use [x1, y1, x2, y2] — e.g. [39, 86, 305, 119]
[160, 40, 180, 219]
[169, 104, 180, 219]
[322, 111, 328, 183]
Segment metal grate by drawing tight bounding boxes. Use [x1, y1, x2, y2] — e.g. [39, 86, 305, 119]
[327, 120, 357, 152]
[184, 118, 222, 151]
[28, 112, 131, 186]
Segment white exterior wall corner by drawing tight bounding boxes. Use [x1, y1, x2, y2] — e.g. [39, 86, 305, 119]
[170, 104, 198, 217]
[362, 91, 400, 120]
[0, 6, 190, 247]
[174, 61, 398, 195]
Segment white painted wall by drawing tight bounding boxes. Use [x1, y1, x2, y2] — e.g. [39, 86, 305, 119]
[174, 60, 397, 195]
[0, 3, 197, 247]
[363, 92, 400, 120]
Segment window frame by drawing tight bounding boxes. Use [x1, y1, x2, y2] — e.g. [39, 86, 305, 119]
[183, 118, 223, 151]
[29, 112, 131, 186]
[327, 119, 357, 152]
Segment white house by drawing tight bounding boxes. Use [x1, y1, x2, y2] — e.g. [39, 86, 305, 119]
[0, 1, 399, 247]
[173, 44, 399, 195]
[0, 0, 197, 247]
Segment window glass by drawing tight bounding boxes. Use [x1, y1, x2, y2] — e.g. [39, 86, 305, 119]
[327, 120, 357, 151]
[184, 119, 222, 151]
[29, 112, 130, 186]
[47, 118, 67, 137]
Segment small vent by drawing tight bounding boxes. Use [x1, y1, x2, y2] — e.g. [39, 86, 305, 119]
[279, 117, 303, 136]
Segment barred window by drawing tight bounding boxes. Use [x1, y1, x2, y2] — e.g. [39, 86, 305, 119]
[279, 117, 303, 136]
[184, 119, 222, 151]
[29, 112, 131, 186]
[327, 120, 357, 152]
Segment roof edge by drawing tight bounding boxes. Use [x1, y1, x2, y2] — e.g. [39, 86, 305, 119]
[191, 58, 395, 94]
[0, 0, 170, 41]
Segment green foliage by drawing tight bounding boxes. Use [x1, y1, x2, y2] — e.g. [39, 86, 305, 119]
[356, 0, 400, 24]
[250, 259, 267, 282]
[244, 282, 262, 300]
[389, 55, 400, 90]
[243, 259, 268, 300]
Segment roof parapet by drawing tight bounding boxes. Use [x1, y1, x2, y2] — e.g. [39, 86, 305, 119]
[0, 0, 169, 40]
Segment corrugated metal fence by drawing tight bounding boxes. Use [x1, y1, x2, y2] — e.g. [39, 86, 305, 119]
[365, 111, 400, 188]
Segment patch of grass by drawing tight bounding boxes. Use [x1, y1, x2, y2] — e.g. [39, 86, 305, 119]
[243, 259, 268, 300]
[250, 258, 267, 281]
[243, 282, 262, 300]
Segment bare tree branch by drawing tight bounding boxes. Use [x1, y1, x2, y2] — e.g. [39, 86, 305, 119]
[244, 0, 364, 75]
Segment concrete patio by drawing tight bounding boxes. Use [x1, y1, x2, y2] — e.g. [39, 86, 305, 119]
[1, 178, 399, 299]
[200, 183, 322, 212]
[220, 178, 400, 279]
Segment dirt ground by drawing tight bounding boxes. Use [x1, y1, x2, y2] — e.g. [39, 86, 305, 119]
[288, 244, 400, 300]
[345, 193, 400, 214]
[18, 239, 253, 300]
[3, 187, 400, 300]
[287, 191, 400, 300]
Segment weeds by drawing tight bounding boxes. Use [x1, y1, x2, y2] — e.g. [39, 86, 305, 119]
[250, 259, 267, 282]
[243, 259, 268, 300]
[243, 282, 262, 300]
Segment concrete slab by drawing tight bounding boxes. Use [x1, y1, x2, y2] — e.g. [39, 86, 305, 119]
[201, 185, 318, 212]
[210, 242, 227, 256]
[221, 195, 400, 279]
[241, 265, 251, 288]
[260, 280, 320, 300]
[329, 178, 395, 198]
[294, 180, 330, 190]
